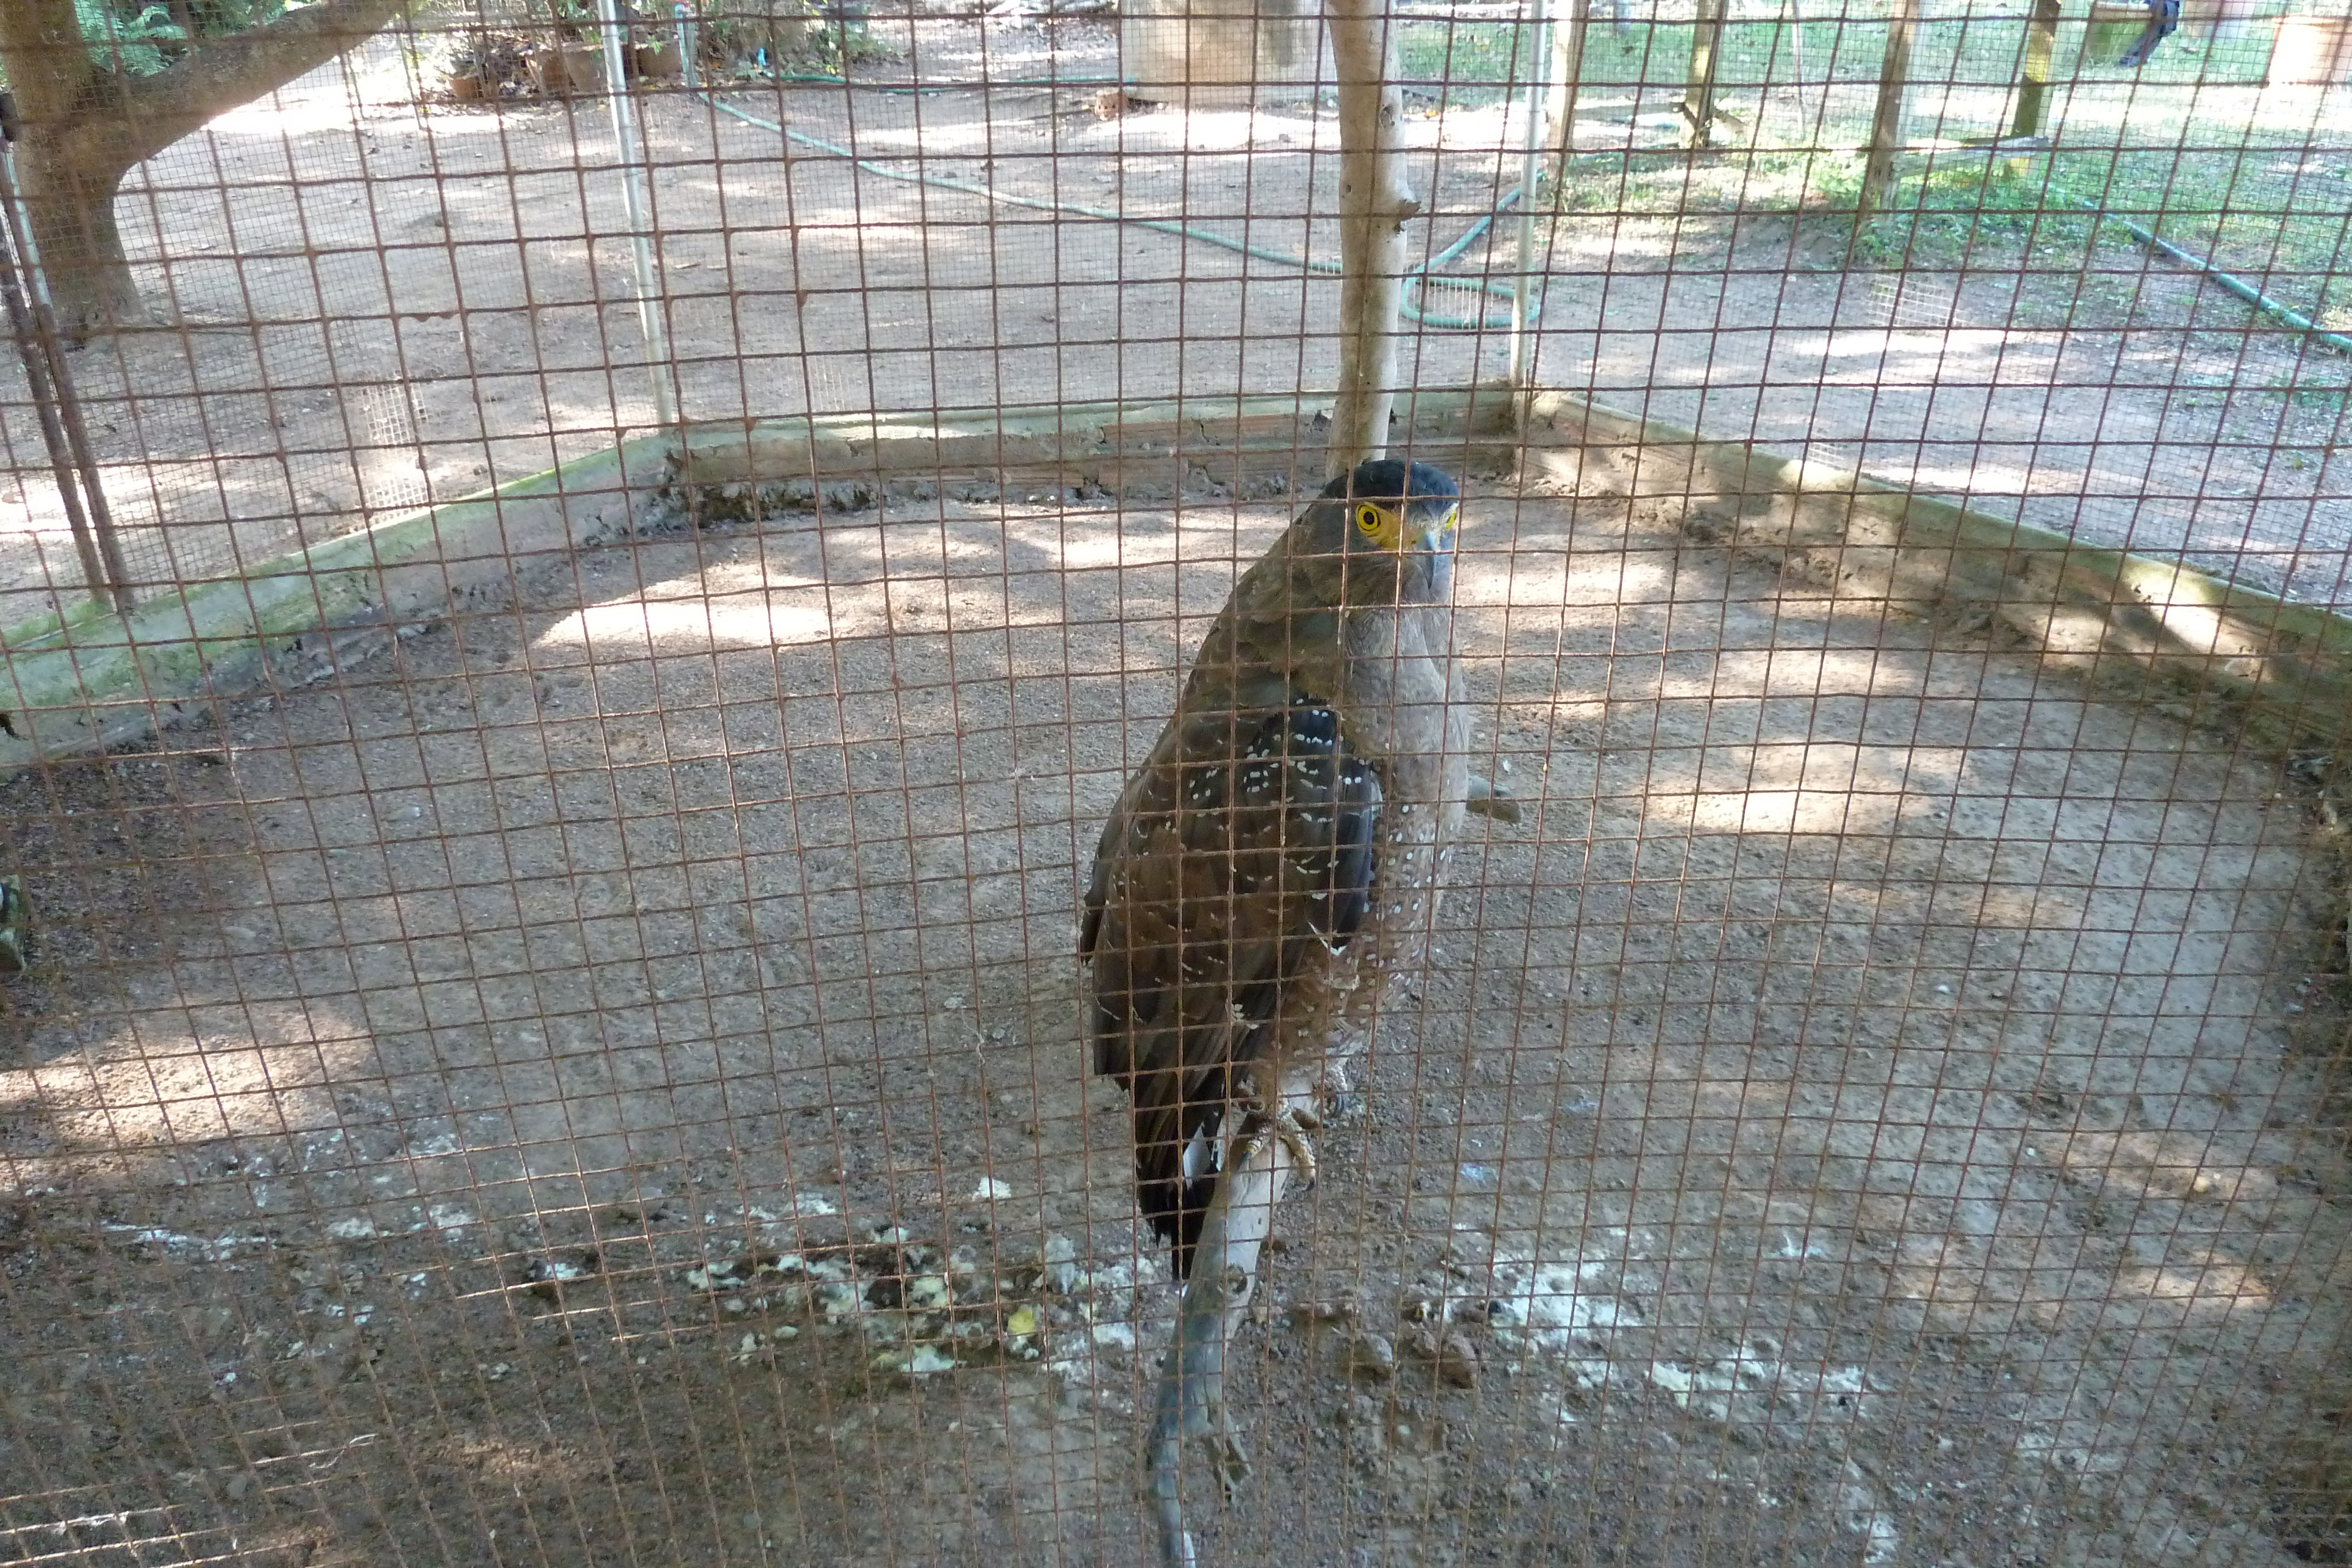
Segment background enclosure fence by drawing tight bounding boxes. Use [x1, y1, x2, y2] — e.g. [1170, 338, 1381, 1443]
[2, 0, 2350, 1562]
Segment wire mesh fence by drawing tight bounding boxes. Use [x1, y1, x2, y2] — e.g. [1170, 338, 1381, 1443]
[1, 0, 2350, 1563]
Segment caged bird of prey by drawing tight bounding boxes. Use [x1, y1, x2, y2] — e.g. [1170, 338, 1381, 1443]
[1079, 458, 1512, 1564]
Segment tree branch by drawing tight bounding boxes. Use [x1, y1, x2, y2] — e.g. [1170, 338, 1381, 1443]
[113, 0, 408, 165]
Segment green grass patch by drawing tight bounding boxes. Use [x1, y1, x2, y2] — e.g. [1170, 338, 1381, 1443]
[1396, 19, 1545, 108]
[1533, 8, 2347, 332]
[1852, 145, 2352, 330]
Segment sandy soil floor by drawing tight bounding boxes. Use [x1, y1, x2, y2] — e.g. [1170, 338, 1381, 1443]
[3, 481, 2347, 1565]
[0, 19, 2343, 629]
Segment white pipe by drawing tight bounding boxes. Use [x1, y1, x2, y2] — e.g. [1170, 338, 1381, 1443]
[596, 0, 678, 432]
[1509, 0, 1550, 390]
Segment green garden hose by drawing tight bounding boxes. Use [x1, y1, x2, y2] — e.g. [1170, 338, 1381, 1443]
[686, 63, 1541, 331]
[2067, 194, 2352, 358]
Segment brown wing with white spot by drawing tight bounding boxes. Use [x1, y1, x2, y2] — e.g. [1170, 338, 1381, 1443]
[1080, 699, 1381, 1276]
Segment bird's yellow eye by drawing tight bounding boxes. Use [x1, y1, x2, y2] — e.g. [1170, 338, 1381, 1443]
[1355, 503, 1385, 537]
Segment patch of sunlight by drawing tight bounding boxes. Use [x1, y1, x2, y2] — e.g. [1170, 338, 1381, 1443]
[0, 1015, 364, 1163]
[1692, 788, 1886, 835]
[537, 594, 834, 654]
[2123, 1262, 2271, 1314]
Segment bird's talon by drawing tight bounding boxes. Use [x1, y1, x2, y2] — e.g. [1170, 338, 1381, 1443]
[1319, 1089, 1367, 1126]
[1237, 1104, 1320, 1183]
[1207, 1423, 1252, 1502]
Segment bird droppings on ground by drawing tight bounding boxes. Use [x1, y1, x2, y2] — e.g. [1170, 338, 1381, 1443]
[676, 1219, 1164, 1396]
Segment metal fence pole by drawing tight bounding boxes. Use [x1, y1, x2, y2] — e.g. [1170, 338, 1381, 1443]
[0, 145, 132, 616]
[1509, 0, 1551, 391]
[597, 0, 679, 434]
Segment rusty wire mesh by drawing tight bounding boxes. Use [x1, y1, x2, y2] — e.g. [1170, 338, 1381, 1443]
[2, 1, 2350, 1564]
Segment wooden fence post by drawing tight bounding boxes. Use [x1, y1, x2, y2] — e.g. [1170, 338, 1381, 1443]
[1679, 0, 1731, 146]
[2009, 0, 2063, 138]
[1327, 0, 1418, 473]
[1858, 0, 1921, 220]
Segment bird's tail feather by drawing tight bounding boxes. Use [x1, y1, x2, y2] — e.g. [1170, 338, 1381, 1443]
[1133, 1067, 1230, 1280]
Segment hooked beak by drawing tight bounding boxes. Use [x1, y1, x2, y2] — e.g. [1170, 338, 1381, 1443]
[1415, 504, 1460, 551]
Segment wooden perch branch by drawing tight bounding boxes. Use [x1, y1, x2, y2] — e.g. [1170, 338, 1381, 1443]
[1146, 1094, 1303, 1567]
[1326, 0, 1419, 476]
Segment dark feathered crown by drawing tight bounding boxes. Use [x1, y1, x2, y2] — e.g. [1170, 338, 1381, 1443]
[1322, 459, 1459, 508]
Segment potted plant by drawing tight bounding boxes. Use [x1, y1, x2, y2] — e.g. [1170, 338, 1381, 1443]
[443, 32, 488, 99]
[531, 41, 605, 94]
[634, 38, 684, 80]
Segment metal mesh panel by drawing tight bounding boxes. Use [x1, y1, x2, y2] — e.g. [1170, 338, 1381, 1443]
[2, 0, 2348, 1563]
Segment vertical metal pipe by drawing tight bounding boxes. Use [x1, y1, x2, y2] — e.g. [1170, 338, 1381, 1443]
[674, 4, 699, 91]
[0, 145, 133, 614]
[0, 243, 109, 611]
[1509, 0, 1550, 391]
[597, 0, 679, 433]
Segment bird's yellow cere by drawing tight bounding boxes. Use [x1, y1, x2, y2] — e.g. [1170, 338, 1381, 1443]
[1352, 499, 1459, 551]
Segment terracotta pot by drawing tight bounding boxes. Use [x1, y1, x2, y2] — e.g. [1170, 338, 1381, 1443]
[445, 69, 484, 101]
[634, 42, 683, 80]
[532, 44, 604, 96]
[2270, 14, 2352, 83]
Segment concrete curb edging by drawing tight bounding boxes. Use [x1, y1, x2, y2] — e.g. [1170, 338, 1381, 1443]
[1, 383, 2346, 773]
[671, 386, 1521, 499]
[0, 437, 671, 772]
[1524, 391, 2352, 750]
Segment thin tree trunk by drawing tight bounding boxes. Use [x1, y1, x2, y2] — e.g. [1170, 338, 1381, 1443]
[1679, 0, 1729, 149]
[1544, 0, 1589, 184]
[1857, 0, 1920, 224]
[0, 0, 406, 332]
[1327, 0, 1417, 476]
[2009, 0, 2063, 139]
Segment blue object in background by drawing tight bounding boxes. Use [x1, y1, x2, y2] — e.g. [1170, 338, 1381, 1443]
[2118, 0, 2180, 66]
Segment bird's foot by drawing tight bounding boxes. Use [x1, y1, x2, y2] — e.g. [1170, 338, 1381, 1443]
[1204, 1408, 1252, 1505]
[1318, 1088, 1367, 1126]
[1233, 1104, 1320, 1185]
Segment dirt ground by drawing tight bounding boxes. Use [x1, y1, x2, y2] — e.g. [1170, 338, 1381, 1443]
[0, 18, 2344, 629]
[4, 475, 2349, 1566]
